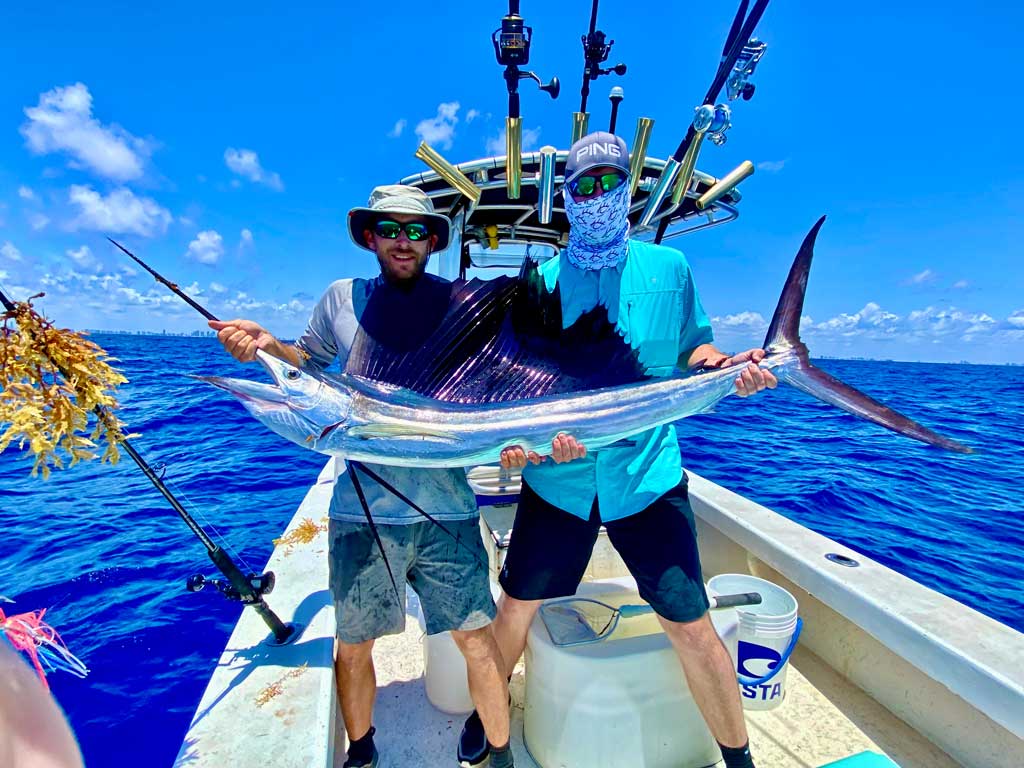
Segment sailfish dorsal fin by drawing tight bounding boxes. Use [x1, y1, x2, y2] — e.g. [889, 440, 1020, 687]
[344, 260, 648, 403]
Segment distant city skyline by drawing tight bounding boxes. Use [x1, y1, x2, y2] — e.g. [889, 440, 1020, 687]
[1, 2, 1021, 364]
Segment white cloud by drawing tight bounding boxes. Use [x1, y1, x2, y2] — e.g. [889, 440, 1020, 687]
[485, 125, 541, 155]
[68, 185, 172, 237]
[210, 282, 227, 294]
[466, 109, 480, 123]
[21, 83, 151, 181]
[66, 245, 98, 270]
[186, 230, 224, 265]
[906, 269, 936, 286]
[713, 311, 766, 330]
[18, 186, 36, 201]
[1007, 311, 1024, 329]
[756, 159, 786, 173]
[0, 269, 7, 280]
[952, 279, 969, 290]
[224, 148, 283, 190]
[240, 228, 254, 248]
[28, 213, 50, 231]
[1, 242, 24, 262]
[389, 119, 407, 138]
[415, 102, 460, 150]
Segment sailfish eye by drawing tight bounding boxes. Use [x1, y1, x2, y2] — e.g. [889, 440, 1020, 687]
[285, 368, 301, 380]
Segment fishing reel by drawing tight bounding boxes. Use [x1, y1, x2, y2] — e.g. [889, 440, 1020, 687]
[726, 38, 768, 101]
[582, 29, 626, 81]
[693, 103, 732, 146]
[186, 570, 276, 603]
[493, 9, 559, 99]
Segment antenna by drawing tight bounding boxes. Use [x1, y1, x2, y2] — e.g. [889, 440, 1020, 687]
[608, 86, 624, 133]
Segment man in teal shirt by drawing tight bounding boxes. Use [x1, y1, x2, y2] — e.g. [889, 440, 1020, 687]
[458, 133, 776, 768]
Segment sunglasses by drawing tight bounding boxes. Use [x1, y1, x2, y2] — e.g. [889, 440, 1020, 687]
[373, 220, 431, 241]
[569, 171, 627, 199]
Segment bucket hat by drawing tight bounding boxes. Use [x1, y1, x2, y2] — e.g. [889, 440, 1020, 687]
[347, 184, 452, 252]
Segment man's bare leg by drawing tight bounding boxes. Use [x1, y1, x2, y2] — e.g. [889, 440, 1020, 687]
[335, 638, 376, 741]
[491, 593, 543, 678]
[451, 626, 510, 746]
[658, 613, 749, 748]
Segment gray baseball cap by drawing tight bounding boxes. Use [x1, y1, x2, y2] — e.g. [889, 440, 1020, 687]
[564, 131, 631, 186]
[347, 184, 452, 252]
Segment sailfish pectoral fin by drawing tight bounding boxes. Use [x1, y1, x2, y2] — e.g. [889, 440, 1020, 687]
[764, 217, 974, 455]
[346, 423, 458, 441]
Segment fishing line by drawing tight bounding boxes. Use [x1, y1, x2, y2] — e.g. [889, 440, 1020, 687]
[153, 469, 259, 575]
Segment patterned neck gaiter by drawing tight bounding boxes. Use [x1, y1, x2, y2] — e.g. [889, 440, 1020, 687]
[564, 182, 631, 271]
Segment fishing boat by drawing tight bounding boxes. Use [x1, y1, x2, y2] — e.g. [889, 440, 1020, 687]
[172, 2, 1024, 767]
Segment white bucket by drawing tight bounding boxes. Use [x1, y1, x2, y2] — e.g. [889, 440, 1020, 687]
[707, 574, 800, 711]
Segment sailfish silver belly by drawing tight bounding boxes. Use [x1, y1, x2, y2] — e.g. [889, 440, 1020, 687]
[316, 354, 789, 467]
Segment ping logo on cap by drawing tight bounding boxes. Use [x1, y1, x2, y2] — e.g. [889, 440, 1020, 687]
[576, 142, 623, 161]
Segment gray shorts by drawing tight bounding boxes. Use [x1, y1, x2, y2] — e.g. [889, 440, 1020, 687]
[328, 517, 496, 644]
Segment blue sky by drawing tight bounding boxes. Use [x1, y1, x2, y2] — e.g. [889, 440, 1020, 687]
[0, 1, 1021, 364]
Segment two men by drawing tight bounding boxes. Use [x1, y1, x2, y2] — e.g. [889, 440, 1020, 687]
[458, 132, 776, 768]
[211, 186, 513, 768]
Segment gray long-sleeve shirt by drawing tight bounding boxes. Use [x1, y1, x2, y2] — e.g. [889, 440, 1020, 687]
[295, 275, 478, 524]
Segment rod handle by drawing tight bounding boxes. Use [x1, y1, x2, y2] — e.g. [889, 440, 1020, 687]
[709, 591, 763, 609]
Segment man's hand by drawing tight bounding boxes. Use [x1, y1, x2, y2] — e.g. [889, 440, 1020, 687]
[209, 319, 281, 363]
[721, 348, 778, 397]
[499, 433, 587, 469]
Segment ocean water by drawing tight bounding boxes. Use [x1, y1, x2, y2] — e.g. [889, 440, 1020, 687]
[1, 335, 1021, 768]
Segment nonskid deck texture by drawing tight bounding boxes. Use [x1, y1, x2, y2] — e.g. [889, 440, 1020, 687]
[349, 588, 957, 768]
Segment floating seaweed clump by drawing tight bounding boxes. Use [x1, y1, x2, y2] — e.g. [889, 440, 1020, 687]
[0, 297, 135, 478]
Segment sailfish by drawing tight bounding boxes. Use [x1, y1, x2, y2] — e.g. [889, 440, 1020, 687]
[191, 217, 973, 461]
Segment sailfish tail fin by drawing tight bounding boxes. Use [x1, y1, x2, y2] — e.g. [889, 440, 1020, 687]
[763, 217, 974, 454]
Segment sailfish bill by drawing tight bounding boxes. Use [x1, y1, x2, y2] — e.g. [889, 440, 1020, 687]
[196, 217, 973, 466]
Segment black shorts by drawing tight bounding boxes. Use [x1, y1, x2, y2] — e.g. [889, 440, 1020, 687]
[498, 477, 710, 623]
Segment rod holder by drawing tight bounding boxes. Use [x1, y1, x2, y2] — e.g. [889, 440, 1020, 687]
[628, 117, 654, 197]
[639, 157, 681, 227]
[671, 131, 708, 204]
[537, 145, 557, 224]
[506, 116, 522, 199]
[414, 142, 481, 204]
[696, 160, 754, 210]
[571, 112, 590, 144]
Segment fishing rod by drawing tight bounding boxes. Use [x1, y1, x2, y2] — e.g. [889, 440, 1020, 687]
[646, 0, 771, 242]
[493, 0, 559, 197]
[0, 284, 298, 646]
[107, 239, 489, 606]
[577, 0, 626, 115]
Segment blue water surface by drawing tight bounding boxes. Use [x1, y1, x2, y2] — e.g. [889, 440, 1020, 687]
[1, 336, 1022, 767]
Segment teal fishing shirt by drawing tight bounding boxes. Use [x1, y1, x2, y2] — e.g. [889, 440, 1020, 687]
[521, 239, 714, 522]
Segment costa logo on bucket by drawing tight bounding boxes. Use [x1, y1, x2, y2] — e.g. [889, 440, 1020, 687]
[737, 640, 781, 678]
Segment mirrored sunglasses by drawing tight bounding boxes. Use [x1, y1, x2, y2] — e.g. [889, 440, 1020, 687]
[373, 220, 431, 241]
[569, 171, 627, 199]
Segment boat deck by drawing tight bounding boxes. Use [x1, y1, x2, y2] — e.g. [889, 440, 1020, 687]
[357, 585, 958, 768]
[179, 462, 1022, 768]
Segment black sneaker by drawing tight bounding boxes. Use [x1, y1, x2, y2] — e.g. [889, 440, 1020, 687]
[457, 710, 488, 767]
[343, 726, 379, 768]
